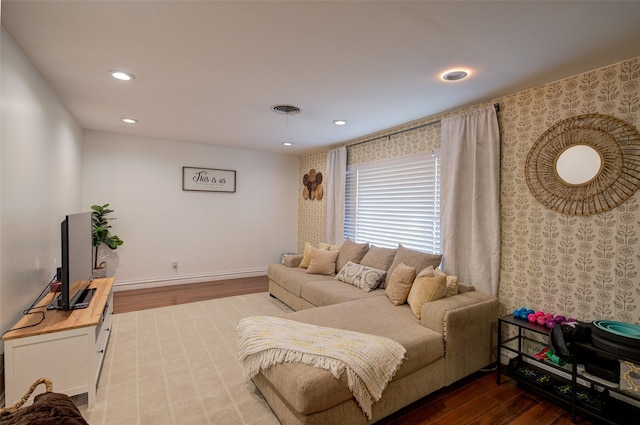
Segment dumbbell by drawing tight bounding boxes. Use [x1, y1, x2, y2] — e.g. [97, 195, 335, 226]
[513, 307, 534, 319]
[537, 313, 552, 326]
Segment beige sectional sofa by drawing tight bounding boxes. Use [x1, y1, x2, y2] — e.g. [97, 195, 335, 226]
[253, 240, 499, 425]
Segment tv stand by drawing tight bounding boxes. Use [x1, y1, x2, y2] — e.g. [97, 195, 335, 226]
[2, 277, 114, 409]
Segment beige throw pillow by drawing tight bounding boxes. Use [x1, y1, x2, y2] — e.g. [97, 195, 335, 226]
[417, 265, 435, 278]
[336, 238, 369, 272]
[407, 274, 446, 319]
[385, 263, 417, 305]
[306, 248, 340, 275]
[318, 242, 342, 251]
[385, 244, 442, 288]
[434, 267, 459, 297]
[299, 242, 328, 269]
[360, 246, 396, 273]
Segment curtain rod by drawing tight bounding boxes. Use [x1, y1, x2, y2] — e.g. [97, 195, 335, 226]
[347, 103, 500, 149]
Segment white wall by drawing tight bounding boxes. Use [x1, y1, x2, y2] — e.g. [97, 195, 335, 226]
[1, 23, 299, 337]
[82, 131, 299, 289]
[0, 28, 84, 334]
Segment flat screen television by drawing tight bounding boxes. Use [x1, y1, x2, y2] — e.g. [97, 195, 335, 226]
[51, 211, 95, 311]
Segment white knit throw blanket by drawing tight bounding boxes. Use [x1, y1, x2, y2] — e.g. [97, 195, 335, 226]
[237, 316, 406, 420]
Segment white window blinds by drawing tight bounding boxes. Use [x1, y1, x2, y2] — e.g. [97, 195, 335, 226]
[345, 153, 441, 254]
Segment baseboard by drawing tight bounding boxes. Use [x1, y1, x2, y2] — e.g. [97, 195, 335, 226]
[112, 267, 268, 292]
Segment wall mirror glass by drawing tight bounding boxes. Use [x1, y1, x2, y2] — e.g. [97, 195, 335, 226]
[525, 114, 640, 216]
[555, 144, 603, 186]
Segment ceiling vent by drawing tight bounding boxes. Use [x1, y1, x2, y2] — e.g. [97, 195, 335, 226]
[271, 105, 301, 115]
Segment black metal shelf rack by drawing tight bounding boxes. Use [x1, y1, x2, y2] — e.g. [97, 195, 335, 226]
[498, 314, 640, 425]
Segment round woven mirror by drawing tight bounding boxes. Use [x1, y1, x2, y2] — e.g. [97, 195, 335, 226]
[525, 114, 640, 215]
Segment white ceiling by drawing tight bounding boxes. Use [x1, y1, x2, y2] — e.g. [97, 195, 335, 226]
[3, 1, 640, 155]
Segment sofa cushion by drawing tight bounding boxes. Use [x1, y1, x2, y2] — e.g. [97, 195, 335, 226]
[419, 266, 460, 297]
[268, 264, 335, 297]
[385, 263, 417, 305]
[335, 261, 386, 292]
[258, 361, 353, 416]
[318, 242, 342, 251]
[336, 238, 369, 272]
[407, 274, 446, 319]
[301, 280, 385, 307]
[385, 244, 442, 288]
[435, 268, 459, 297]
[261, 296, 444, 415]
[306, 248, 339, 275]
[299, 242, 328, 269]
[360, 246, 396, 272]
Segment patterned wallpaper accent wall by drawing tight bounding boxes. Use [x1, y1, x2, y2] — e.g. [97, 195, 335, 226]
[346, 120, 441, 165]
[298, 56, 640, 324]
[499, 57, 640, 323]
[297, 150, 328, 252]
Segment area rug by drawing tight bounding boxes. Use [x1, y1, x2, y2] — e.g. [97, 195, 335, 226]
[75, 292, 292, 425]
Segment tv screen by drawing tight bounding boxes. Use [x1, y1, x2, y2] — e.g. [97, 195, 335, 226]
[56, 211, 93, 310]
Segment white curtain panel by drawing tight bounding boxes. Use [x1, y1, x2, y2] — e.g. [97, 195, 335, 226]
[440, 105, 500, 296]
[325, 146, 347, 244]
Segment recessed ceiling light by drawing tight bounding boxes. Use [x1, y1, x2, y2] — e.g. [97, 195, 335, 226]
[441, 70, 469, 82]
[282, 141, 293, 146]
[333, 119, 347, 126]
[122, 118, 138, 124]
[109, 70, 135, 81]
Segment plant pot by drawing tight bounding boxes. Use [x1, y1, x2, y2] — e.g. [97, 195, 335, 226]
[93, 262, 107, 279]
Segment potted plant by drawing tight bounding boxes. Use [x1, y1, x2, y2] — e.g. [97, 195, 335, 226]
[91, 203, 124, 278]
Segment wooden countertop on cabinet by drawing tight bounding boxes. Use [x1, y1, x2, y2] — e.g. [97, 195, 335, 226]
[2, 277, 114, 340]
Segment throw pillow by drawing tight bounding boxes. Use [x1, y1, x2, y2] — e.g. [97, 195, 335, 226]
[306, 248, 340, 275]
[417, 265, 435, 278]
[318, 242, 343, 251]
[385, 263, 417, 305]
[335, 261, 386, 292]
[385, 244, 442, 288]
[360, 246, 396, 273]
[299, 242, 328, 269]
[407, 274, 446, 319]
[336, 238, 369, 272]
[434, 267, 459, 297]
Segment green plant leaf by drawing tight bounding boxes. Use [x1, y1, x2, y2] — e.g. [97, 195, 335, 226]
[91, 203, 124, 267]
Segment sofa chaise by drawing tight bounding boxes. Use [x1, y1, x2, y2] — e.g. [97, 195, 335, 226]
[250, 240, 499, 425]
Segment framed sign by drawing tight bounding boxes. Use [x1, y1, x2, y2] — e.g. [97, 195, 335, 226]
[182, 167, 236, 193]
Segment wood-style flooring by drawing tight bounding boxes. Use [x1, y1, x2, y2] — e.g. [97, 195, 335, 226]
[112, 275, 269, 313]
[113, 275, 594, 425]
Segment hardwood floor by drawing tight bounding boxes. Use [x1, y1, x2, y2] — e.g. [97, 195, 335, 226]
[376, 372, 594, 425]
[112, 275, 269, 313]
[113, 276, 594, 424]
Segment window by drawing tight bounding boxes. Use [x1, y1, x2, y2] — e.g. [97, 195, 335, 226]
[344, 153, 440, 254]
